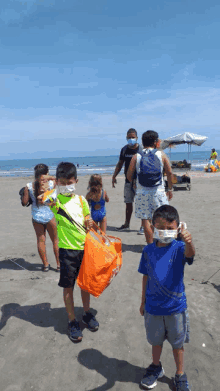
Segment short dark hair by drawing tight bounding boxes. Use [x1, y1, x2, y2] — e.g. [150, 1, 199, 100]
[142, 130, 158, 147]
[127, 128, 137, 137]
[152, 205, 179, 226]
[212, 148, 215, 152]
[56, 162, 77, 180]
[34, 164, 49, 179]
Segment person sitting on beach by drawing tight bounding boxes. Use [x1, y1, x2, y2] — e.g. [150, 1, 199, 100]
[127, 130, 173, 244]
[40, 162, 98, 342]
[86, 174, 109, 234]
[139, 205, 195, 391]
[22, 164, 60, 272]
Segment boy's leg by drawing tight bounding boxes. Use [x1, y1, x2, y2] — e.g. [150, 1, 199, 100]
[173, 346, 184, 375]
[152, 345, 163, 366]
[81, 289, 99, 331]
[166, 312, 191, 390]
[81, 289, 90, 312]
[141, 313, 165, 389]
[59, 249, 84, 342]
[64, 287, 82, 342]
[63, 287, 75, 322]
[142, 219, 153, 244]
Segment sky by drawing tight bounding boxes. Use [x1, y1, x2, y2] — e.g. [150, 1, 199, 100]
[0, 0, 220, 159]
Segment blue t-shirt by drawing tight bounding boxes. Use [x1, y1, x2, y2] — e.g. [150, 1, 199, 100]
[138, 240, 194, 315]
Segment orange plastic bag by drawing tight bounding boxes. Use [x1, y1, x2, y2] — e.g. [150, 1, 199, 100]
[77, 224, 122, 297]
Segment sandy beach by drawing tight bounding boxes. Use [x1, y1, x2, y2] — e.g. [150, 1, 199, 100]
[0, 171, 220, 391]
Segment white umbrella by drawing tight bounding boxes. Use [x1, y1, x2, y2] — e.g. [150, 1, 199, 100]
[160, 132, 208, 161]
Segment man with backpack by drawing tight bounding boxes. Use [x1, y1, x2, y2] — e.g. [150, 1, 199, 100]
[127, 130, 173, 243]
[112, 128, 143, 233]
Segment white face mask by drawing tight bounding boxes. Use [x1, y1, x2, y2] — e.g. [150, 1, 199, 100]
[57, 184, 76, 196]
[153, 227, 178, 244]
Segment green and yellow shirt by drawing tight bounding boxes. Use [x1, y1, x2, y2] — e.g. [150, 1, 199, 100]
[50, 194, 90, 250]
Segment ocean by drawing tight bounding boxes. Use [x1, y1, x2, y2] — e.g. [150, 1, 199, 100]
[0, 150, 218, 177]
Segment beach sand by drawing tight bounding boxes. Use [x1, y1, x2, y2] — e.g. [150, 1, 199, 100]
[0, 172, 219, 391]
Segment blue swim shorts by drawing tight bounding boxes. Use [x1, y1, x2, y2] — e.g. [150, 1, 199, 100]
[144, 310, 190, 349]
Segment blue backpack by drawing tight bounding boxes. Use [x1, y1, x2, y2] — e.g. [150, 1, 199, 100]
[138, 149, 162, 187]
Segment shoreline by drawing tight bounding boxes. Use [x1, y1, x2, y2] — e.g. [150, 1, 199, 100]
[1, 170, 220, 182]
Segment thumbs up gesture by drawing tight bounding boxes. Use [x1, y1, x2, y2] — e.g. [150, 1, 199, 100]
[179, 223, 192, 244]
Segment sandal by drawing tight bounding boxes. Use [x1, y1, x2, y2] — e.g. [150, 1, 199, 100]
[42, 264, 50, 272]
[56, 266, 60, 272]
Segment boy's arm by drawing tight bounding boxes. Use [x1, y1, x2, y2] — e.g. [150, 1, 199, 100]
[126, 155, 137, 183]
[180, 224, 195, 258]
[140, 275, 148, 316]
[162, 152, 173, 200]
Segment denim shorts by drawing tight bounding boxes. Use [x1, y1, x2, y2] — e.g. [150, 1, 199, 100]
[144, 310, 190, 349]
[124, 182, 135, 203]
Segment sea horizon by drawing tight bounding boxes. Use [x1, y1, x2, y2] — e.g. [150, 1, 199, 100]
[0, 149, 219, 177]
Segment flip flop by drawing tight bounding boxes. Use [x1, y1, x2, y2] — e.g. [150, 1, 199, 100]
[42, 264, 50, 272]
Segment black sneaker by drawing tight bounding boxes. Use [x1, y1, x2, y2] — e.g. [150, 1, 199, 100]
[68, 319, 83, 342]
[141, 362, 165, 389]
[174, 373, 191, 391]
[116, 224, 130, 231]
[82, 312, 99, 331]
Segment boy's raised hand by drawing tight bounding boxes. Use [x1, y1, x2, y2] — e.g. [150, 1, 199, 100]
[180, 223, 195, 258]
[179, 223, 192, 244]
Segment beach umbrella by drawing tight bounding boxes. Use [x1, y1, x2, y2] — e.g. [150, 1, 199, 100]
[160, 132, 208, 161]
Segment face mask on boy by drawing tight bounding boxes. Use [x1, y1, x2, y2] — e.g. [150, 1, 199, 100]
[153, 227, 178, 244]
[127, 138, 137, 146]
[57, 184, 76, 196]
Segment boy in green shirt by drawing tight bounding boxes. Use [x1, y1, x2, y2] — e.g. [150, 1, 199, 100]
[44, 162, 99, 342]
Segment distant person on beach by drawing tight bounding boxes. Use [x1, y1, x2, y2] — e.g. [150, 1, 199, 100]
[139, 205, 195, 391]
[86, 174, 109, 233]
[22, 164, 60, 272]
[112, 128, 143, 233]
[127, 130, 173, 244]
[208, 148, 218, 170]
[40, 162, 98, 342]
[209, 148, 218, 161]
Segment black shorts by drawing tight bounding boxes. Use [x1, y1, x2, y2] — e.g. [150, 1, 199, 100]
[58, 248, 84, 289]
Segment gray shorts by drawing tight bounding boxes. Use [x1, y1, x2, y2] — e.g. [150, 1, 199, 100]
[124, 182, 135, 203]
[144, 310, 190, 349]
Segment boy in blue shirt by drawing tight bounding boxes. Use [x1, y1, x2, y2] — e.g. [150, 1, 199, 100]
[138, 205, 195, 391]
